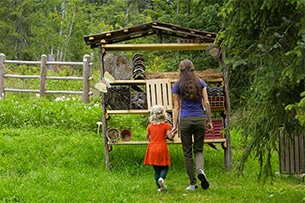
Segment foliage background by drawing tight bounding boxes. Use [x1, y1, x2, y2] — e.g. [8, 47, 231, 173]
[0, 0, 304, 181]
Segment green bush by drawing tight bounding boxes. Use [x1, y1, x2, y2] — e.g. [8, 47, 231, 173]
[0, 96, 102, 132]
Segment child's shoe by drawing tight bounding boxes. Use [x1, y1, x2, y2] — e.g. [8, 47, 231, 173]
[158, 178, 167, 191]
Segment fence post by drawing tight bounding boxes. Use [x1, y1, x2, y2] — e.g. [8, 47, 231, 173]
[82, 54, 91, 103]
[47, 54, 55, 70]
[40, 54, 47, 97]
[0, 53, 5, 99]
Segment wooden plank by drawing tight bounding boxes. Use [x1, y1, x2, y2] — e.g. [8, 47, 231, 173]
[4, 74, 40, 79]
[4, 75, 84, 81]
[290, 136, 295, 173]
[107, 110, 150, 114]
[106, 108, 224, 114]
[4, 60, 86, 66]
[279, 133, 305, 173]
[46, 76, 83, 80]
[101, 43, 211, 51]
[294, 135, 300, 172]
[110, 80, 146, 85]
[4, 88, 40, 93]
[279, 133, 285, 173]
[45, 90, 82, 94]
[4, 60, 40, 65]
[283, 134, 289, 173]
[146, 79, 172, 110]
[151, 22, 217, 37]
[151, 25, 209, 39]
[300, 135, 305, 172]
[0, 54, 4, 99]
[110, 138, 226, 145]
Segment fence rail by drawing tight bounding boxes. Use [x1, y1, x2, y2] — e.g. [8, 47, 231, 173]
[0, 53, 93, 103]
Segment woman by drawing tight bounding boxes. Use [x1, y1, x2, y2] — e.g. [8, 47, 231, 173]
[171, 59, 213, 190]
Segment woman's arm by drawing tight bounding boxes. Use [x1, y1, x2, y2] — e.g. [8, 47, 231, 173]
[202, 86, 213, 130]
[171, 93, 181, 135]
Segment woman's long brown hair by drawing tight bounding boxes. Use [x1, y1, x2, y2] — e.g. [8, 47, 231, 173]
[178, 59, 202, 101]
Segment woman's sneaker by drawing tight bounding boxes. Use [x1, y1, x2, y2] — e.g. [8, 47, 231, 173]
[158, 178, 167, 191]
[198, 169, 209, 189]
[185, 184, 198, 190]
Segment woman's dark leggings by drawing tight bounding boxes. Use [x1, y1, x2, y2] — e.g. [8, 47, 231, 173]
[179, 116, 206, 185]
[153, 165, 169, 188]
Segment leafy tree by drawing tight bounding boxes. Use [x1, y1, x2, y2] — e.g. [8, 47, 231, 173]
[0, 0, 34, 60]
[0, 0, 224, 69]
[219, 0, 305, 179]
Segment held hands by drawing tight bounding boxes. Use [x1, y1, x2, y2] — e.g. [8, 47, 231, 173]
[206, 121, 213, 132]
[171, 126, 178, 136]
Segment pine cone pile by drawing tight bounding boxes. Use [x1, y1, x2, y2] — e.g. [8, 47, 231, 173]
[207, 86, 224, 96]
[132, 53, 146, 80]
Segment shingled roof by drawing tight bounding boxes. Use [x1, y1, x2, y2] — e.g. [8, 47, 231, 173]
[84, 21, 219, 49]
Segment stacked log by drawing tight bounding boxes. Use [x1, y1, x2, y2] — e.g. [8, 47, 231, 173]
[105, 87, 130, 110]
[130, 92, 147, 109]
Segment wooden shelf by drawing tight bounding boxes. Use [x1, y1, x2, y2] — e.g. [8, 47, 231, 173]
[110, 80, 146, 85]
[107, 107, 224, 114]
[211, 107, 226, 112]
[111, 79, 223, 85]
[107, 109, 150, 114]
[109, 138, 226, 145]
[106, 78, 226, 146]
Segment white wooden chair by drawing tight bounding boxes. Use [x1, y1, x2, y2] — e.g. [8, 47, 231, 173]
[146, 79, 172, 111]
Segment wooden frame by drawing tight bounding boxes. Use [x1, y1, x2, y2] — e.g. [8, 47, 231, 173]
[85, 21, 232, 171]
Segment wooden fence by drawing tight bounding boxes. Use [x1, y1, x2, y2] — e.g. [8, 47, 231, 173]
[279, 133, 305, 174]
[0, 54, 93, 103]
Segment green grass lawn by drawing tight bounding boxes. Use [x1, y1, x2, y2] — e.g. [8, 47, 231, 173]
[0, 127, 304, 203]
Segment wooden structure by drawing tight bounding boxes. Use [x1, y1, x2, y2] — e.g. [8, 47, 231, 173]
[0, 54, 93, 103]
[279, 133, 305, 173]
[84, 21, 232, 170]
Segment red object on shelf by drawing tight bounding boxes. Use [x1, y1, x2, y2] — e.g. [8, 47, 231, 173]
[205, 118, 223, 139]
[208, 96, 225, 108]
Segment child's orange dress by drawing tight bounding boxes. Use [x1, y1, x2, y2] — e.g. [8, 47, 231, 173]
[144, 122, 171, 166]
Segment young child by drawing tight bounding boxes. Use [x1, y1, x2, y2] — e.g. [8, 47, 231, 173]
[144, 105, 175, 192]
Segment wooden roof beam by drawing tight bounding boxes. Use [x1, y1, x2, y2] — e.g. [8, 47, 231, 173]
[151, 25, 208, 38]
[151, 23, 216, 36]
[101, 43, 212, 51]
[86, 30, 155, 44]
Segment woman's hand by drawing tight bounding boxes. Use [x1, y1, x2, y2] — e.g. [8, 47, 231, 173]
[171, 126, 178, 135]
[206, 121, 213, 132]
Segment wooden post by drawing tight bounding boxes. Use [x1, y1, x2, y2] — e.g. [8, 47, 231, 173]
[219, 49, 232, 171]
[40, 54, 47, 97]
[279, 133, 305, 173]
[47, 54, 55, 70]
[157, 30, 162, 43]
[82, 54, 91, 103]
[0, 53, 5, 99]
[99, 46, 110, 168]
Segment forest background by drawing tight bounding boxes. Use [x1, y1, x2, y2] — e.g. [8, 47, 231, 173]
[0, 0, 305, 201]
